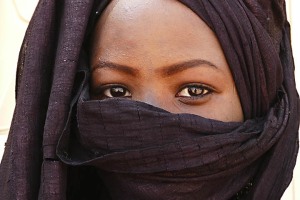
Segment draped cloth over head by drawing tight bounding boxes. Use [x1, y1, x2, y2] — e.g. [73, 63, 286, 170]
[0, 0, 299, 200]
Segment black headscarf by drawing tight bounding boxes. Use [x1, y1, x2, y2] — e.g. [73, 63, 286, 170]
[0, 0, 299, 200]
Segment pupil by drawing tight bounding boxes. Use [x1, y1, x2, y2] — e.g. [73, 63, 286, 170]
[110, 87, 126, 97]
[188, 87, 203, 96]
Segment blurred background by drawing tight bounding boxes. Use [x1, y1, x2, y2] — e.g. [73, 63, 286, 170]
[0, 0, 299, 199]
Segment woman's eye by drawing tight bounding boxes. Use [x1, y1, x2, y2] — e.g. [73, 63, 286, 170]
[176, 84, 212, 98]
[101, 85, 132, 98]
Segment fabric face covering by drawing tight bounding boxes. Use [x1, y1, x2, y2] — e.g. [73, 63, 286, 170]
[57, 82, 289, 199]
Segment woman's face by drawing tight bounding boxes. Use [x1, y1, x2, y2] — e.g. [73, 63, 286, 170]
[90, 0, 243, 122]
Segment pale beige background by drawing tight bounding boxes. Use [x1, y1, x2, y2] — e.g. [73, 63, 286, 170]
[0, 0, 299, 199]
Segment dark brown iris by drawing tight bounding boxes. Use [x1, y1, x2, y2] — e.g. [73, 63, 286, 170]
[188, 87, 205, 96]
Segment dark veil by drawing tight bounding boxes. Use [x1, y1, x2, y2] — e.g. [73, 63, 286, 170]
[0, 0, 299, 199]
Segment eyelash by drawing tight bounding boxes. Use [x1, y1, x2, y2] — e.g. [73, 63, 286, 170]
[93, 83, 214, 101]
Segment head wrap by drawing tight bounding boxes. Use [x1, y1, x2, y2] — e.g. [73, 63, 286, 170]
[0, 0, 299, 200]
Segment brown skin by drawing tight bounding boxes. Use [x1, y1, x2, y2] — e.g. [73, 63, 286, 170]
[90, 0, 244, 122]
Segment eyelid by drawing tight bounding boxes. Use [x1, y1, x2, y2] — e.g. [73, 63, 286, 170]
[176, 83, 215, 95]
[91, 83, 131, 98]
[175, 83, 216, 104]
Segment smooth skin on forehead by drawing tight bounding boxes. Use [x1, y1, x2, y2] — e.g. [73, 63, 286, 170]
[90, 0, 244, 122]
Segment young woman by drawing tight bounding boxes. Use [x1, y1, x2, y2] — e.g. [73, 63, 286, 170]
[0, 0, 299, 199]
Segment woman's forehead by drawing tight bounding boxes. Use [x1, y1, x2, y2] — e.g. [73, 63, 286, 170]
[90, 0, 225, 68]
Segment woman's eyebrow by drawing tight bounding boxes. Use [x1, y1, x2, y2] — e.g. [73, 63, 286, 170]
[158, 59, 219, 77]
[92, 59, 219, 77]
[92, 61, 139, 76]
